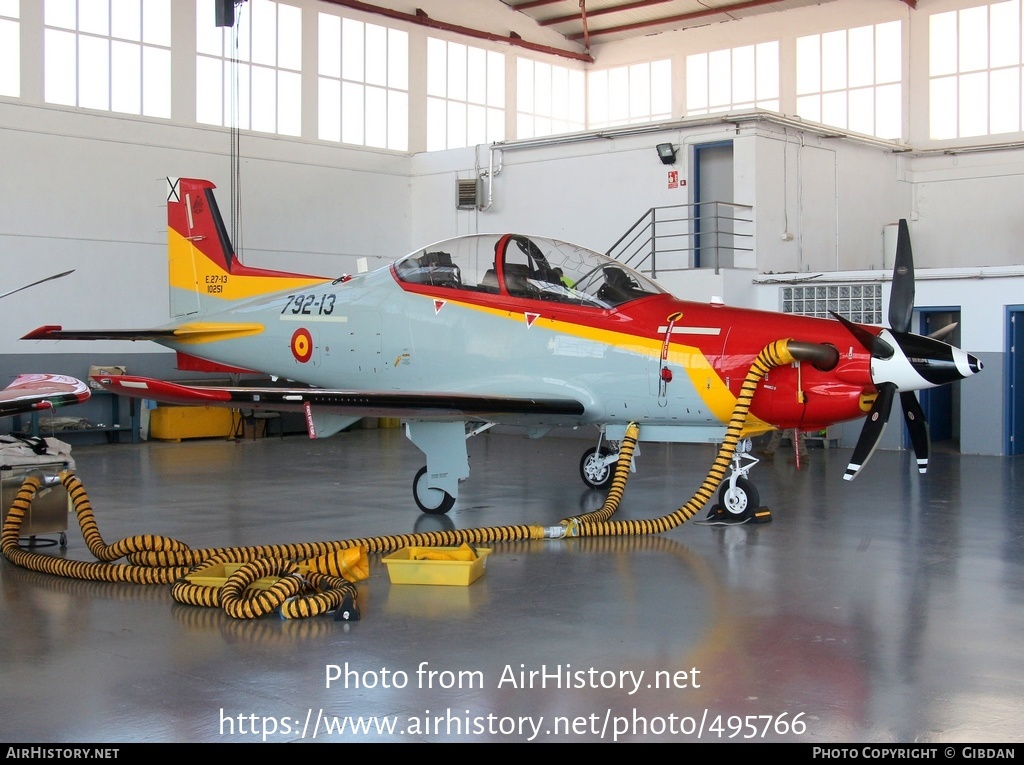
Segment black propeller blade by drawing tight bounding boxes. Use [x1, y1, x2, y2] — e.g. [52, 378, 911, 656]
[844, 383, 896, 481]
[889, 219, 915, 334]
[830, 311, 893, 359]
[900, 390, 930, 474]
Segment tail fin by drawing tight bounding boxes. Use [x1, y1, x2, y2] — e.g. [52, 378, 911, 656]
[166, 177, 329, 319]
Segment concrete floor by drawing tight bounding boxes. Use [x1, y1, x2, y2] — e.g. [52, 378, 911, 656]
[1, 427, 1022, 743]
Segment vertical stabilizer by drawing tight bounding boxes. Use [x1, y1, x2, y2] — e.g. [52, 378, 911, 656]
[166, 177, 329, 319]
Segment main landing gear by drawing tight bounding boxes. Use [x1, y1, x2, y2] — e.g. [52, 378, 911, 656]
[413, 466, 456, 515]
[407, 420, 494, 515]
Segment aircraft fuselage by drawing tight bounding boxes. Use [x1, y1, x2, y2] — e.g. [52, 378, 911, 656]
[165, 260, 875, 438]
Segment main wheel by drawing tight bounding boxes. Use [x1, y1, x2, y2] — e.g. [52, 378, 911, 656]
[413, 466, 456, 515]
[718, 476, 760, 517]
[580, 446, 615, 490]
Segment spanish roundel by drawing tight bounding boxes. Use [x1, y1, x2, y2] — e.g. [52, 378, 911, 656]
[291, 328, 313, 363]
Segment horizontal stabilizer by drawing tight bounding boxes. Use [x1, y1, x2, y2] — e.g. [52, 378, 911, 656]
[93, 375, 586, 420]
[22, 322, 263, 343]
[22, 325, 178, 341]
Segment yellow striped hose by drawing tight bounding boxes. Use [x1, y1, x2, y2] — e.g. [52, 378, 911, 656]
[1, 339, 798, 619]
[560, 338, 796, 537]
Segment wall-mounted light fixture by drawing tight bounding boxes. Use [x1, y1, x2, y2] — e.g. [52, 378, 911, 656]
[656, 143, 677, 165]
[215, 0, 246, 27]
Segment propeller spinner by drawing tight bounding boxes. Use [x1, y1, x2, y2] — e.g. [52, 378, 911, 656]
[836, 220, 983, 481]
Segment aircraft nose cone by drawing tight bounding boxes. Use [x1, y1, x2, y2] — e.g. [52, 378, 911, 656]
[882, 331, 982, 388]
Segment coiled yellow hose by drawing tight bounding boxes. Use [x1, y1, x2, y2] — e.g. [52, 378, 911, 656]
[1, 339, 797, 619]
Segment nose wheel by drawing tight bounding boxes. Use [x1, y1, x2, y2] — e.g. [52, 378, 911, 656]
[718, 476, 759, 516]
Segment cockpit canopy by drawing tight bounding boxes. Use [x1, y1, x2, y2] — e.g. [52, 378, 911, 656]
[393, 234, 666, 309]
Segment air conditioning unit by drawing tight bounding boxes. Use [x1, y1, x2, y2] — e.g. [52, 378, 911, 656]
[456, 178, 480, 210]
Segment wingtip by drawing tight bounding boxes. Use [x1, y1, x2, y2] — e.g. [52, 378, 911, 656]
[21, 325, 63, 340]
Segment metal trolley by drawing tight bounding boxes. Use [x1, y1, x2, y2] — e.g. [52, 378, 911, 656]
[1, 438, 74, 549]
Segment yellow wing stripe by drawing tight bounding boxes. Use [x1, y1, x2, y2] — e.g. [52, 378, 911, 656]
[431, 297, 771, 432]
[171, 322, 265, 344]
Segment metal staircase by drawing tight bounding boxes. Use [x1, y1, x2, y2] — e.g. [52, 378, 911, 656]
[607, 201, 753, 277]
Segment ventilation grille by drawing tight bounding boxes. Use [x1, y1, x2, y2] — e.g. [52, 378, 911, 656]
[456, 178, 480, 210]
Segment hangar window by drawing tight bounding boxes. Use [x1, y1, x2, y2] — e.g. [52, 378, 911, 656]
[0, 0, 17, 98]
[43, 0, 170, 117]
[795, 21, 903, 140]
[588, 59, 672, 128]
[929, 1, 1023, 139]
[516, 58, 586, 139]
[782, 284, 882, 324]
[196, 0, 302, 136]
[317, 13, 408, 151]
[686, 42, 780, 116]
[426, 37, 505, 151]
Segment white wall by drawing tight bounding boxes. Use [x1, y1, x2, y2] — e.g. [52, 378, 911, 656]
[411, 129, 710, 250]
[0, 102, 412, 357]
[907, 150, 1024, 269]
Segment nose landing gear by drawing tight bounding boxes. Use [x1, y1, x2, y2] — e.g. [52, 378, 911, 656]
[701, 439, 772, 525]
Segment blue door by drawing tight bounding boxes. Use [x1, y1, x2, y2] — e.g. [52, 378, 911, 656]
[1009, 308, 1024, 455]
[693, 141, 733, 270]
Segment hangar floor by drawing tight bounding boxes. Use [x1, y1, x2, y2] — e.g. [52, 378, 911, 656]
[2, 427, 1022, 744]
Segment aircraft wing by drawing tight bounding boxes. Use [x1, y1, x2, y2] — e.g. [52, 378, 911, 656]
[94, 375, 586, 420]
[0, 374, 91, 418]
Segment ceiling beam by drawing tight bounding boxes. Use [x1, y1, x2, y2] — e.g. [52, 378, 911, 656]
[541, 0, 681, 28]
[319, 0, 593, 62]
[562, 0, 797, 42]
[504, 0, 565, 9]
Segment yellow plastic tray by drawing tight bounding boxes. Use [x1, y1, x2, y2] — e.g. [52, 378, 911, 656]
[382, 546, 492, 586]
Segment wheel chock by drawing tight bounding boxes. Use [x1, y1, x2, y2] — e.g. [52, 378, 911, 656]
[700, 503, 773, 525]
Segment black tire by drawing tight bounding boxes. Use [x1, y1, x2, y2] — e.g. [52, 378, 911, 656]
[413, 466, 456, 515]
[580, 446, 615, 490]
[718, 476, 760, 517]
